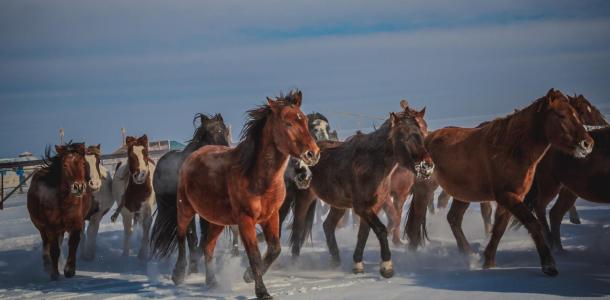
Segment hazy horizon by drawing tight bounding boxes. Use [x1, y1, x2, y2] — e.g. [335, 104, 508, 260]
[1, 1, 610, 157]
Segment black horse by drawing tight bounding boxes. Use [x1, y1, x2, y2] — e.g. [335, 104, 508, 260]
[151, 113, 230, 273]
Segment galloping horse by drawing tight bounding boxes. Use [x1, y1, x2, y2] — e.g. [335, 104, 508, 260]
[28, 142, 91, 280]
[111, 134, 156, 260]
[522, 95, 609, 251]
[427, 89, 593, 276]
[81, 144, 114, 260]
[151, 90, 320, 300]
[305, 103, 433, 277]
[151, 113, 230, 273]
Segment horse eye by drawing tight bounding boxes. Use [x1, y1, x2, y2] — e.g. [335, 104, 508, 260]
[285, 122, 293, 128]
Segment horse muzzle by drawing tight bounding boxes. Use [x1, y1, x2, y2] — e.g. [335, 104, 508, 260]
[293, 169, 312, 190]
[132, 171, 149, 184]
[414, 160, 434, 179]
[300, 150, 320, 167]
[88, 179, 102, 192]
[71, 182, 86, 197]
[573, 139, 593, 159]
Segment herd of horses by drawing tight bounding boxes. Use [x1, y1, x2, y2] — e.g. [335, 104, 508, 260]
[25, 88, 610, 299]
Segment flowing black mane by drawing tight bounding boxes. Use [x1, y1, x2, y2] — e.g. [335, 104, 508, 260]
[236, 89, 302, 176]
[39, 141, 85, 187]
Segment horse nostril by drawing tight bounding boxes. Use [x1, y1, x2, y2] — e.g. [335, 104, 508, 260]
[581, 140, 592, 149]
[305, 151, 314, 160]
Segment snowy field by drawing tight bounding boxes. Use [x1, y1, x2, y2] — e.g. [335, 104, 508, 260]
[1, 192, 610, 300]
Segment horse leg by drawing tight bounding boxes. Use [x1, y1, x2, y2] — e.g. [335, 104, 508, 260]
[437, 190, 451, 209]
[568, 205, 581, 225]
[48, 232, 61, 280]
[290, 192, 316, 257]
[82, 213, 102, 260]
[64, 228, 82, 278]
[137, 206, 152, 261]
[549, 189, 578, 252]
[172, 187, 196, 285]
[406, 187, 432, 250]
[480, 202, 493, 237]
[382, 197, 403, 246]
[245, 212, 281, 282]
[392, 193, 408, 245]
[499, 194, 558, 276]
[447, 199, 473, 254]
[482, 205, 510, 268]
[359, 208, 394, 278]
[187, 217, 200, 273]
[352, 218, 370, 274]
[238, 216, 271, 300]
[40, 231, 53, 276]
[121, 212, 133, 256]
[230, 226, 240, 256]
[200, 222, 224, 287]
[323, 206, 347, 267]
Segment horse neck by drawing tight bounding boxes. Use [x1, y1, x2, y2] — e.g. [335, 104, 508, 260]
[491, 102, 550, 164]
[358, 124, 397, 176]
[250, 120, 289, 193]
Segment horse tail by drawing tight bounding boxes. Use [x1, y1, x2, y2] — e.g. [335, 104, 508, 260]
[149, 187, 179, 259]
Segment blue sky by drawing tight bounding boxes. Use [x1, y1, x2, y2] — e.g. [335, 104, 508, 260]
[1, 1, 610, 157]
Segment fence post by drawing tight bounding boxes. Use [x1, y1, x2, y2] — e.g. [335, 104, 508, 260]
[1, 172, 4, 209]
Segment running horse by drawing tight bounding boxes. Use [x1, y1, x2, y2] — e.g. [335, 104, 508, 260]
[151, 113, 230, 273]
[27, 142, 91, 280]
[427, 89, 593, 276]
[305, 102, 433, 277]
[522, 94, 609, 251]
[111, 134, 156, 260]
[151, 90, 320, 300]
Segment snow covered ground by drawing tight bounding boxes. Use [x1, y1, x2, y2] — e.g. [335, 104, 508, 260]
[1, 192, 610, 299]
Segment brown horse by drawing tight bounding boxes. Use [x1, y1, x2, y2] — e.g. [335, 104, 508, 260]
[426, 89, 593, 276]
[305, 103, 433, 277]
[151, 90, 319, 300]
[27, 142, 91, 280]
[111, 134, 156, 260]
[522, 95, 609, 251]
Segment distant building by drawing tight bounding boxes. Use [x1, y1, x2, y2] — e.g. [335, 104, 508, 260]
[0, 152, 38, 190]
[112, 139, 186, 154]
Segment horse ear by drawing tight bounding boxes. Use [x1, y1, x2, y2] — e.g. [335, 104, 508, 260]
[293, 91, 302, 107]
[389, 112, 398, 128]
[215, 114, 223, 122]
[125, 136, 136, 145]
[138, 134, 148, 146]
[55, 145, 65, 155]
[400, 99, 409, 110]
[96, 144, 101, 150]
[418, 107, 426, 117]
[546, 88, 557, 99]
[267, 97, 280, 113]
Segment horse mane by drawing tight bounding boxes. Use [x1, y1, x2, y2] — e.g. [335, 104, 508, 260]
[39, 141, 85, 187]
[481, 96, 549, 157]
[308, 112, 328, 125]
[236, 89, 302, 176]
[189, 113, 223, 143]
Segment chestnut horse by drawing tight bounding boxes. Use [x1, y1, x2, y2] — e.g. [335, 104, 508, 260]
[427, 89, 593, 276]
[151, 113, 230, 273]
[151, 90, 320, 300]
[28, 142, 91, 280]
[522, 95, 609, 251]
[305, 103, 433, 277]
[111, 134, 156, 260]
[81, 144, 114, 260]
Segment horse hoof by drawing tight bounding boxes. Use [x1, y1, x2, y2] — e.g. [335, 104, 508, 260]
[329, 257, 342, 268]
[379, 261, 394, 278]
[482, 261, 496, 269]
[231, 246, 240, 257]
[256, 289, 272, 300]
[243, 268, 254, 283]
[205, 277, 218, 289]
[392, 238, 405, 246]
[569, 217, 581, 225]
[352, 262, 364, 274]
[172, 268, 186, 285]
[189, 264, 199, 274]
[542, 264, 559, 277]
[64, 268, 75, 278]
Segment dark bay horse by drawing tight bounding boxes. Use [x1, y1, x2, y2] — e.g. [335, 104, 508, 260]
[151, 113, 230, 273]
[28, 142, 91, 280]
[426, 89, 593, 276]
[151, 90, 320, 300]
[111, 134, 156, 260]
[522, 95, 609, 251]
[306, 103, 433, 277]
